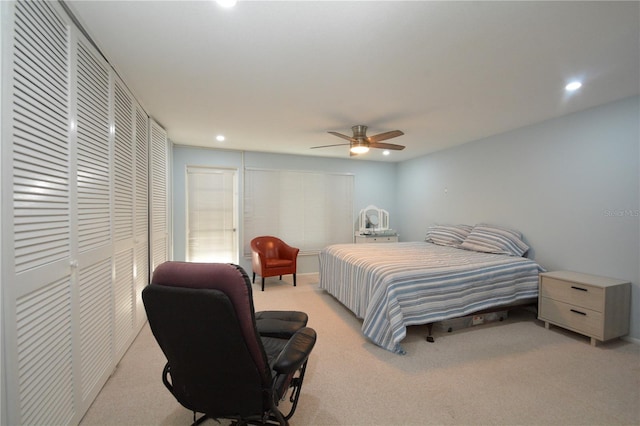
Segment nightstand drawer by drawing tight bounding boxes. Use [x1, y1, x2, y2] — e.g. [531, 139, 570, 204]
[539, 297, 603, 338]
[540, 277, 603, 312]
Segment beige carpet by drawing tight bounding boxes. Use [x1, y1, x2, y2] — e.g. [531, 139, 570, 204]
[80, 274, 640, 426]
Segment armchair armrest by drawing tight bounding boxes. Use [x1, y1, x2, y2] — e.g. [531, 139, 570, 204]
[252, 249, 265, 263]
[278, 243, 299, 261]
[273, 327, 317, 375]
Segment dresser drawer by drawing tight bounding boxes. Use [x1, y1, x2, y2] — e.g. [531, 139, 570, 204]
[539, 297, 603, 338]
[540, 276, 603, 312]
[372, 236, 397, 243]
[355, 235, 398, 243]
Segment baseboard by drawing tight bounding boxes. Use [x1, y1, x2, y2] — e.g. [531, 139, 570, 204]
[621, 335, 640, 345]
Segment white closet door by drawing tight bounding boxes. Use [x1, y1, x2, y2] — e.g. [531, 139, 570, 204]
[113, 79, 134, 244]
[134, 105, 149, 327]
[112, 77, 150, 352]
[5, 1, 74, 425]
[112, 76, 136, 358]
[150, 119, 170, 272]
[2, 1, 155, 424]
[75, 36, 114, 408]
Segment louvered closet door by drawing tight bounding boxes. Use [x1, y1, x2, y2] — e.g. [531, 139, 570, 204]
[134, 105, 149, 327]
[150, 119, 170, 272]
[111, 77, 149, 354]
[5, 1, 75, 425]
[3, 1, 152, 424]
[75, 35, 114, 408]
[112, 76, 136, 357]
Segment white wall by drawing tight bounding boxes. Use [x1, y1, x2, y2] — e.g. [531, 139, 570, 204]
[0, 3, 5, 423]
[171, 147, 398, 273]
[396, 96, 640, 340]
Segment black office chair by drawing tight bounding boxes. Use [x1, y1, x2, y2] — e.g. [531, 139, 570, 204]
[143, 261, 317, 426]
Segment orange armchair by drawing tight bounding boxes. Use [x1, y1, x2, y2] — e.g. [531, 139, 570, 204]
[250, 236, 299, 291]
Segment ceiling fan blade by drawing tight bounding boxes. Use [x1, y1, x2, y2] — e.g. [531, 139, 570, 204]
[328, 131, 354, 141]
[310, 142, 351, 149]
[369, 142, 405, 151]
[368, 130, 404, 143]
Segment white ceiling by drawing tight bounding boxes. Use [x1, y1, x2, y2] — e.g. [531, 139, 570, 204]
[66, 1, 640, 162]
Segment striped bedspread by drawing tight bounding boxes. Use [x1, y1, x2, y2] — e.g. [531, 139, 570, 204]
[318, 242, 544, 354]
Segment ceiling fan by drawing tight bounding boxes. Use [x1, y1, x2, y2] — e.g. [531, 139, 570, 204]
[311, 125, 405, 156]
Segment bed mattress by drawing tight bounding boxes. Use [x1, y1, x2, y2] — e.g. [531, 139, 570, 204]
[319, 242, 544, 354]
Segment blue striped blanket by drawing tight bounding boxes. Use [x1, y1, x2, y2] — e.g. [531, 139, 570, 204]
[319, 242, 544, 354]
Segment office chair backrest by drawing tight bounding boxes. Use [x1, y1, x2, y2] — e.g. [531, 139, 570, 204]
[144, 262, 271, 416]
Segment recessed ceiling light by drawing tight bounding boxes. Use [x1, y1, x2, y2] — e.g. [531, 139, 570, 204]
[216, 0, 237, 8]
[216, 135, 225, 142]
[565, 81, 582, 92]
[382, 150, 390, 156]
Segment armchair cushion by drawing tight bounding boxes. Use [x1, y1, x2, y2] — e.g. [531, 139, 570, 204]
[265, 258, 294, 268]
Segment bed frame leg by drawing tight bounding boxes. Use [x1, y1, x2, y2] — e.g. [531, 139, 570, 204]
[426, 323, 435, 343]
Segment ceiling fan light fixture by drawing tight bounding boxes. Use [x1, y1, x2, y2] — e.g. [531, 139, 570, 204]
[565, 81, 582, 92]
[216, 0, 237, 8]
[313, 125, 404, 156]
[350, 145, 370, 154]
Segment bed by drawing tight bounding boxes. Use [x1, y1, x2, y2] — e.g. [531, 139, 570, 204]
[318, 224, 545, 354]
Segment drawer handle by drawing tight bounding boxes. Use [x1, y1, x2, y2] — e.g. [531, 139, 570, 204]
[571, 286, 588, 292]
[570, 309, 587, 316]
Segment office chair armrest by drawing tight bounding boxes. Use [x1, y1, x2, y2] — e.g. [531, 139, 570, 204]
[273, 327, 317, 375]
[256, 310, 308, 339]
[162, 362, 174, 393]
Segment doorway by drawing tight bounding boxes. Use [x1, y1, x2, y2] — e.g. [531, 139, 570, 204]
[186, 166, 238, 263]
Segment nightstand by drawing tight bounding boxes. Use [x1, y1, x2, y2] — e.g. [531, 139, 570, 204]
[538, 271, 630, 346]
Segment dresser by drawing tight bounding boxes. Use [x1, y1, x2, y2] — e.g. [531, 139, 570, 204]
[354, 234, 398, 244]
[538, 271, 630, 346]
